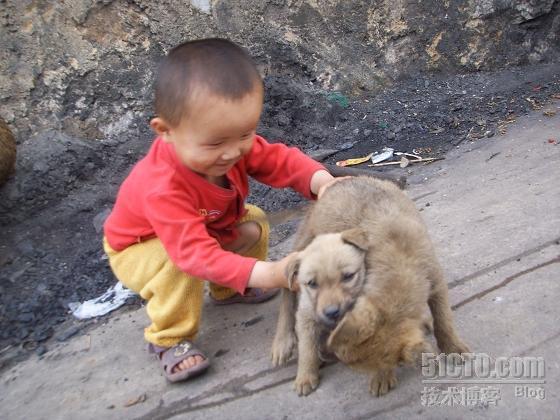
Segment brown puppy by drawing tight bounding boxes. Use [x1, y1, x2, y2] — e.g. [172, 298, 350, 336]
[271, 176, 469, 396]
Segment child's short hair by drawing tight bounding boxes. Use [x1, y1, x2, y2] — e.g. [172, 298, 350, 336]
[154, 38, 263, 127]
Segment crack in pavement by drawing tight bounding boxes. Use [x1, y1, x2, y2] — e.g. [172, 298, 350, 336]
[139, 250, 560, 418]
[452, 255, 560, 310]
[138, 361, 297, 420]
[448, 237, 560, 290]
[519, 330, 560, 357]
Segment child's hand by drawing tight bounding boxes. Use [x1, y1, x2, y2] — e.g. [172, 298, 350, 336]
[317, 176, 352, 199]
[248, 252, 300, 291]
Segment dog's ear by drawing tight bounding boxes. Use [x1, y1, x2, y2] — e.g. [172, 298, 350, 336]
[341, 228, 369, 251]
[285, 254, 301, 290]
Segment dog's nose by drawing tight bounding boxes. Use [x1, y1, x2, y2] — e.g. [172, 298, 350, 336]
[323, 305, 341, 321]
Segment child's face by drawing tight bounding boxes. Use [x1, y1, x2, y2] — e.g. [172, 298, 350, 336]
[154, 86, 263, 178]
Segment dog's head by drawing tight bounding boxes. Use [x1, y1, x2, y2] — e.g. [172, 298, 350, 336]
[287, 228, 369, 328]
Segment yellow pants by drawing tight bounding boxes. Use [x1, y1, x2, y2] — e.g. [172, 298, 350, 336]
[103, 204, 269, 347]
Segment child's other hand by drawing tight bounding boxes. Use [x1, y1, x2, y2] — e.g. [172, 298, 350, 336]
[317, 176, 352, 199]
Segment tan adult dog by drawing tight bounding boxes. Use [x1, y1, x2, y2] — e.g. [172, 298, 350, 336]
[271, 176, 469, 396]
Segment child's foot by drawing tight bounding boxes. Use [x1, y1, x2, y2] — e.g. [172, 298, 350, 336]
[210, 287, 279, 305]
[148, 340, 210, 382]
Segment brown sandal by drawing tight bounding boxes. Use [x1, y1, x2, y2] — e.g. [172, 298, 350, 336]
[148, 340, 210, 382]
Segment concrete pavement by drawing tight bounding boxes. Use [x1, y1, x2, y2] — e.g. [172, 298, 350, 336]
[1, 105, 559, 419]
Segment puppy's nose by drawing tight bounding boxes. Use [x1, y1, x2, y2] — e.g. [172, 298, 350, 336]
[323, 305, 341, 321]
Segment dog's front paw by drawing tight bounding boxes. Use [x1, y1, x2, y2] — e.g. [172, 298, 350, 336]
[271, 331, 297, 366]
[440, 338, 470, 356]
[369, 369, 397, 397]
[293, 372, 319, 396]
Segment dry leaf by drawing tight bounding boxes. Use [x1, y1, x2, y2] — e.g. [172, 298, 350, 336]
[399, 157, 410, 168]
[543, 110, 557, 117]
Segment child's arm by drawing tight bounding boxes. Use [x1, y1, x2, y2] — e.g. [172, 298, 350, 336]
[247, 254, 297, 290]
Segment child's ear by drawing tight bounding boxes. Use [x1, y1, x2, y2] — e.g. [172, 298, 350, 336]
[150, 117, 172, 142]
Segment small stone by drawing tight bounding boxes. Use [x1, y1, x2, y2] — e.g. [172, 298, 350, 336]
[387, 132, 396, 140]
[363, 129, 372, 136]
[242, 315, 264, 327]
[214, 348, 230, 357]
[56, 325, 81, 342]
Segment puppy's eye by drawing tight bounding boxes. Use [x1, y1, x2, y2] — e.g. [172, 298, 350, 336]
[306, 279, 318, 289]
[342, 272, 356, 283]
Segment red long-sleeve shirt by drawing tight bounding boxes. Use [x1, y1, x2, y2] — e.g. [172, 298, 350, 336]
[104, 135, 325, 294]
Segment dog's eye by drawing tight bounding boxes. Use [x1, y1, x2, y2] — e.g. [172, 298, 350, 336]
[342, 272, 356, 283]
[306, 279, 318, 289]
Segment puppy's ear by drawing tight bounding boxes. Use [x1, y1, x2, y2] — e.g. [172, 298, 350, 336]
[341, 228, 369, 251]
[285, 255, 300, 290]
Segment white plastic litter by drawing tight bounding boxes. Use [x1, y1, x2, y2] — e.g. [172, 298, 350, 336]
[69, 282, 136, 320]
[370, 147, 394, 164]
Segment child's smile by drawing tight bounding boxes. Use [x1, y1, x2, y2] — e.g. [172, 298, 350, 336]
[153, 85, 264, 180]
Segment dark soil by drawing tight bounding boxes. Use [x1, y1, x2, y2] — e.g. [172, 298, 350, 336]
[0, 62, 558, 368]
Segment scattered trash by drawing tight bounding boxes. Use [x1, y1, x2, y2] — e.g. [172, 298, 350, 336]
[497, 114, 517, 135]
[525, 97, 542, 110]
[547, 138, 558, 145]
[326, 92, 349, 108]
[336, 153, 373, 167]
[69, 283, 136, 320]
[543, 109, 557, 117]
[369, 157, 443, 167]
[378, 121, 389, 129]
[531, 85, 542, 92]
[241, 315, 264, 327]
[412, 147, 433, 155]
[124, 393, 147, 408]
[492, 297, 503, 303]
[394, 151, 422, 160]
[370, 147, 394, 164]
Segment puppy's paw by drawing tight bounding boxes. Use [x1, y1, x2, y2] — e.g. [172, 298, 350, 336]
[293, 372, 319, 396]
[369, 370, 397, 397]
[440, 338, 470, 357]
[271, 331, 297, 366]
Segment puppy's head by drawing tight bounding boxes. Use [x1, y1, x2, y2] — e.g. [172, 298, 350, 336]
[287, 228, 369, 328]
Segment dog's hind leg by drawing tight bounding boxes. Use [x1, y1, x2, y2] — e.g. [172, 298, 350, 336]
[271, 289, 298, 366]
[428, 265, 470, 355]
[294, 311, 321, 396]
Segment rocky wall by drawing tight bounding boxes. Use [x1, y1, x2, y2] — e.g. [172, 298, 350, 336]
[0, 0, 558, 142]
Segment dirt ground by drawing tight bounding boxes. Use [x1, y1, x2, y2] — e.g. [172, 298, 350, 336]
[0, 62, 559, 370]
